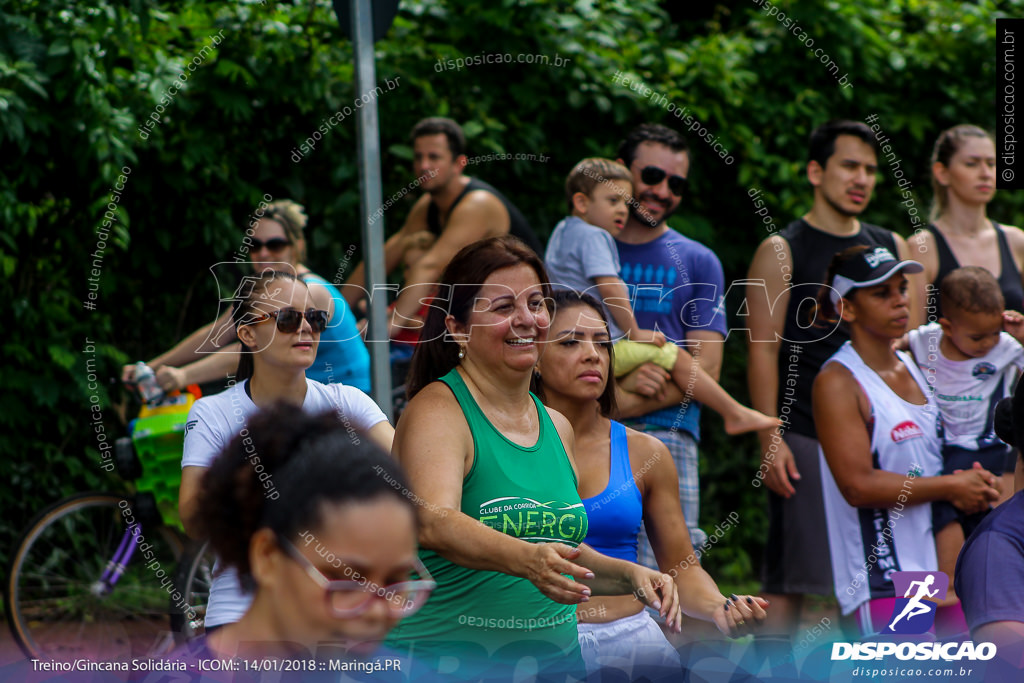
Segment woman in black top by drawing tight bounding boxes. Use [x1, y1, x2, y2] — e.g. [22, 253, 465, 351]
[909, 124, 1024, 322]
[908, 124, 1024, 502]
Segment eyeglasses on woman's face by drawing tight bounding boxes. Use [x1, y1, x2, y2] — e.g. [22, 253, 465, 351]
[279, 538, 436, 619]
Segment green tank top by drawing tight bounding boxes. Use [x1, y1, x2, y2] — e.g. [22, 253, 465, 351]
[386, 368, 588, 678]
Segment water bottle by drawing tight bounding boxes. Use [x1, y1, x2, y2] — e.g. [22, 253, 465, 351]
[134, 362, 165, 404]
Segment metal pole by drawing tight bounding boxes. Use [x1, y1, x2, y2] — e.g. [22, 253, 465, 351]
[350, 0, 392, 419]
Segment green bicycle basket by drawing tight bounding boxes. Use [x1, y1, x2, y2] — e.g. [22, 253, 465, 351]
[131, 410, 189, 530]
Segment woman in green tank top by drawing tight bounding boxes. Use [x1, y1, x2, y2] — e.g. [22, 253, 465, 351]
[385, 237, 681, 682]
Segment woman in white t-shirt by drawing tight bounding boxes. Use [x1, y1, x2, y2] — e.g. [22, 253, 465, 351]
[180, 270, 394, 630]
[813, 245, 1001, 636]
[176, 403, 432, 665]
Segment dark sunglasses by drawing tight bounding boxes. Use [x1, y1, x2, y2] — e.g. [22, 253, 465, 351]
[640, 166, 688, 196]
[248, 307, 329, 333]
[251, 238, 292, 253]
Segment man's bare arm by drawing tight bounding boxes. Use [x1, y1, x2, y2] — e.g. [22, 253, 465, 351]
[390, 191, 508, 334]
[685, 330, 724, 381]
[614, 364, 685, 419]
[746, 236, 800, 496]
[342, 195, 432, 308]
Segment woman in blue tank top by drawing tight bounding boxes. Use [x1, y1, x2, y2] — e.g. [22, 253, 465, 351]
[534, 290, 768, 679]
[121, 199, 371, 393]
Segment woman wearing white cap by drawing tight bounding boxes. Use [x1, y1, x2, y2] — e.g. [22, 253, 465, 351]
[812, 245, 1001, 636]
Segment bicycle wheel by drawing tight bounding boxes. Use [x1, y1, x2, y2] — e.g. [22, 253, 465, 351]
[170, 539, 214, 642]
[4, 492, 184, 662]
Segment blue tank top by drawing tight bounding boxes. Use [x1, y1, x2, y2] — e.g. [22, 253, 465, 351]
[301, 273, 372, 392]
[581, 420, 643, 562]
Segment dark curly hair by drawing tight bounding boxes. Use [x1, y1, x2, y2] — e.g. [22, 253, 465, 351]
[996, 375, 1024, 453]
[196, 402, 413, 587]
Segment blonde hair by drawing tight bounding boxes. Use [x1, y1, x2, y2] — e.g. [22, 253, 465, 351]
[929, 124, 993, 221]
[261, 200, 309, 262]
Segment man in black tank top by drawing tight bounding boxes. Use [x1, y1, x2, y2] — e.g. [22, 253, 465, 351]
[425, 177, 542, 254]
[343, 117, 542, 339]
[744, 121, 921, 640]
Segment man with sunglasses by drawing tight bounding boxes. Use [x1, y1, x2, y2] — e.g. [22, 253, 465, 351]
[745, 120, 919, 639]
[343, 117, 543, 343]
[609, 123, 727, 569]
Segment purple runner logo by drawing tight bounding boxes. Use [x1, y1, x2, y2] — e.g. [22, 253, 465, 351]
[883, 571, 948, 634]
[832, 571, 996, 663]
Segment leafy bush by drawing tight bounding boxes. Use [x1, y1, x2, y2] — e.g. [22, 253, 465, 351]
[2, 0, 1016, 590]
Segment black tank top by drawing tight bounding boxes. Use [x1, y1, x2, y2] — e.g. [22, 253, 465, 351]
[925, 222, 1024, 321]
[777, 219, 898, 439]
[426, 178, 543, 255]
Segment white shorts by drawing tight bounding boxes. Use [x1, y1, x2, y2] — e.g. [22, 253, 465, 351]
[577, 610, 682, 679]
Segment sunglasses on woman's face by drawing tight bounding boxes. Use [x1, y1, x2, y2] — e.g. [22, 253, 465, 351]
[249, 307, 329, 333]
[639, 166, 688, 196]
[251, 238, 292, 253]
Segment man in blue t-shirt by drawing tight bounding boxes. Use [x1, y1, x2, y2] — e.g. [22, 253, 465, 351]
[612, 123, 727, 559]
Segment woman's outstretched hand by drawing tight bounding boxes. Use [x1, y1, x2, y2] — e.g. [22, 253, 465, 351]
[712, 594, 769, 638]
[521, 543, 595, 605]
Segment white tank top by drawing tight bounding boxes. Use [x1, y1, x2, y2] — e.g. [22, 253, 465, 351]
[818, 342, 943, 615]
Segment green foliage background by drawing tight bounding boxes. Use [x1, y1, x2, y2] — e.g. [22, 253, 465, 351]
[3, 0, 1022, 591]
